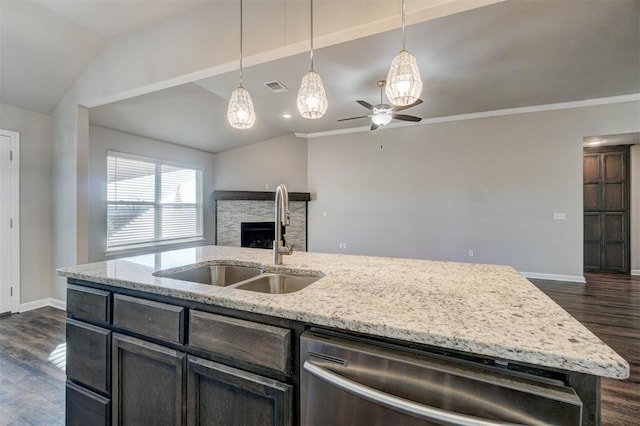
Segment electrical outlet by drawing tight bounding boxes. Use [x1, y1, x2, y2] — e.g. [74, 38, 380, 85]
[264, 183, 270, 190]
[339, 242, 347, 249]
[322, 211, 327, 217]
[553, 212, 566, 220]
[468, 249, 474, 257]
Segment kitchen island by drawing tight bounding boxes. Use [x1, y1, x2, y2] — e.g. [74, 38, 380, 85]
[58, 245, 628, 425]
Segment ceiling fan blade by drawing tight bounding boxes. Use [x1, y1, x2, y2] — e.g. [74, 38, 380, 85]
[357, 100, 375, 110]
[392, 114, 422, 122]
[393, 98, 423, 112]
[337, 115, 370, 122]
[371, 123, 379, 131]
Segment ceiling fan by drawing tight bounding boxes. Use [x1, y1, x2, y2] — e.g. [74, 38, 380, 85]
[338, 80, 423, 130]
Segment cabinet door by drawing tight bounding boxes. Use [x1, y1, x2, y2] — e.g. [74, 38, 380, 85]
[187, 356, 292, 426]
[66, 318, 111, 394]
[112, 333, 185, 426]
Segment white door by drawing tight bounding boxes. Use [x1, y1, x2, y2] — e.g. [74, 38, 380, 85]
[0, 131, 18, 313]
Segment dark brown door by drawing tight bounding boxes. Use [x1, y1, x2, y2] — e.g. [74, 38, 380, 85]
[583, 145, 630, 273]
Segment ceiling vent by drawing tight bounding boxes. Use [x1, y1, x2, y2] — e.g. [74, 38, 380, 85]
[263, 80, 289, 93]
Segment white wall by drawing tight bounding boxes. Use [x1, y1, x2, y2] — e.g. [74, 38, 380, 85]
[307, 101, 640, 280]
[213, 133, 307, 192]
[0, 104, 53, 303]
[631, 144, 640, 274]
[88, 126, 216, 262]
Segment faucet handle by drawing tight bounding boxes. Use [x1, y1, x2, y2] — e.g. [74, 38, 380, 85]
[281, 236, 293, 255]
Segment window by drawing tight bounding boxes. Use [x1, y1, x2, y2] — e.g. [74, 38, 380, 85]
[107, 152, 203, 250]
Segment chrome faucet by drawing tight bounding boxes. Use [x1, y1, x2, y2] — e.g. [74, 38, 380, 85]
[274, 183, 293, 265]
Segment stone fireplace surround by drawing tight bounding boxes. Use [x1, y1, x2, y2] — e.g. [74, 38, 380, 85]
[212, 191, 311, 251]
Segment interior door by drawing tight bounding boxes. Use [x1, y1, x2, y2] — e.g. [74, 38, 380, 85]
[0, 134, 13, 313]
[583, 145, 630, 273]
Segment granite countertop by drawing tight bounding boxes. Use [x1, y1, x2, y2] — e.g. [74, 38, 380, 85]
[57, 245, 629, 379]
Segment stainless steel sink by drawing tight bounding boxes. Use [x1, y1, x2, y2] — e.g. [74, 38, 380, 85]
[233, 273, 320, 294]
[155, 264, 263, 286]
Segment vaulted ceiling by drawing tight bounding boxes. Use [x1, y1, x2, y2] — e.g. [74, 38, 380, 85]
[2, 0, 639, 153]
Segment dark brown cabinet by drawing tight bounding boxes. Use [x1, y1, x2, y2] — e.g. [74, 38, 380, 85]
[583, 146, 630, 273]
[112, 333, 186, 426]
[66, 280, 295, 426]
[187, 356, 292, 426]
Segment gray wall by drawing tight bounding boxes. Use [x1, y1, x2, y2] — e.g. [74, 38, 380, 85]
[213, 133, 307, 192]
[632, 144, 640, 274]
[0, 104, 53, 303]
[87, 125, 216, 262]
[307, 102, 640, 280]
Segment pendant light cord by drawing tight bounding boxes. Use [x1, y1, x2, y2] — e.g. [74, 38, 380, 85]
[402, 0, 406, 51]
[240, 0, 244, 86]
[310, 0, 314, 71]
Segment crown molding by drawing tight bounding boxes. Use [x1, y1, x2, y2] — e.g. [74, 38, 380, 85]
[297, 93, 640, 139]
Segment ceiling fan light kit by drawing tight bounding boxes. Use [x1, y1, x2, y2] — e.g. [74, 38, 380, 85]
[371, 113, 393, 126]
[337, 80, 423, 130]
[227, 0, 256, 129]
[297, 0, 328, 119]
[386, 0, 423, 106]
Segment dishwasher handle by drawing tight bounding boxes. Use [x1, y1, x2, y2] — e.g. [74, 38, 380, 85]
[303, 360, 522, 426]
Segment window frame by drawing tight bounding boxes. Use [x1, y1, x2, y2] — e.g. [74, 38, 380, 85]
[105, 150, 205, 254]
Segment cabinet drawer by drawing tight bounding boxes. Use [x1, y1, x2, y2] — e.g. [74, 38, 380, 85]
[67, 284, 111, 324]
[66, 380, 111, 426]
[113, 294, 185, 344]
[189, 310, 291, 375]
[66, 319, 111, 394]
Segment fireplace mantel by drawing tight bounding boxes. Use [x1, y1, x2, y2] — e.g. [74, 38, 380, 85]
[212, 190, 311, 202]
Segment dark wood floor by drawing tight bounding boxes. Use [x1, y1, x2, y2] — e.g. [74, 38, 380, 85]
[0, 306, 65, 425]
[532, 273, 640, 426]
[0, 274, 638, 425]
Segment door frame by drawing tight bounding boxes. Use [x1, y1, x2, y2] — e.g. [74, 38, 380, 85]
[1, 129, 20, 313]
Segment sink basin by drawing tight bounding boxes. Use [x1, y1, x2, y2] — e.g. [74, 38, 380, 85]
[156, 264, 263, 286]
[233, 273, 320, 294]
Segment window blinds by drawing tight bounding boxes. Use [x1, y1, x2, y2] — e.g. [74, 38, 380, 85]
[107, 153, 203, 249]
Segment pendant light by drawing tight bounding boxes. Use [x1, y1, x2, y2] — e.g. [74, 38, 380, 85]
[385, 0, 423, 106]
[297, 0, 328, 119]
[227, 0, 256, 129]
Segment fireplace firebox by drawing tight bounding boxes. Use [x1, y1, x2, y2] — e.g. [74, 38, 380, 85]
[240, 222, 284, 249]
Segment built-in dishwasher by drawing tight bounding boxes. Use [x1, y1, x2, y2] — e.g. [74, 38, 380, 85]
[300, 329, 583, 426]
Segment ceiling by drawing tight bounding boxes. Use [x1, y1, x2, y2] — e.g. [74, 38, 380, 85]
[0, 0, 205, 113]
[89, 0, 640, 153]
[2, 1, 639, 153]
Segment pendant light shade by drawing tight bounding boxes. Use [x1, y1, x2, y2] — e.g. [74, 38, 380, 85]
[228, 0, 256, 129]
[227, 86, 256, 129]
[386, 0, 423, 106]
[297, 0, 328, 119]
[385, 50, 422, 106]
[297, 70, 328, 119]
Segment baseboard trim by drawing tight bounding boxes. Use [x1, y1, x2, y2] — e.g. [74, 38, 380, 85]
[631, 269, 640, 276]
[519, 272, 586, 283]
[19, 298, 66, 313]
